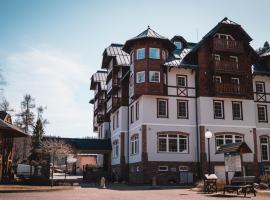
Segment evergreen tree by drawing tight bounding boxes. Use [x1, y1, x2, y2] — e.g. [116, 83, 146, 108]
[32, 118, 44, 151]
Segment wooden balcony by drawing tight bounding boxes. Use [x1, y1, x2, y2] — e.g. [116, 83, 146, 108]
[94, 98, 105, 114]
[215, 83, 248, 96]
[213, 38, 244, 53]
[107, 97, 121, 113]
[107, 78, 121, 93]
[214, 60, 245, 74]
[97, 114, 104, 124]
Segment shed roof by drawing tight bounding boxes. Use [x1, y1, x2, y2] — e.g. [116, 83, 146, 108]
[216, 142, 252, 154]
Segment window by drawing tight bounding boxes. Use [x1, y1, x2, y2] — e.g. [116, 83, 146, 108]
[116, 111, 119, 128]
[258, 105, 268, 122]
[158, 166, 168, 172]
[230, 56, 238, 68]
[130, 105, 134, 124]
[256, 82, 265, 93]
[130, 134, 139, 155]
[260, 137, 269, 161]
[231, 77, 240, 85]
[136, 102, 139, 120]
[179, 166, 189, 171]
[158, 133, 188, 153]
[162, 50, 167, 60]
[112, 115, 115, 130]
[232, 101, 243, 120]
[214, 54, 220, 61]
[177, 75, 187, 87]
[214, 76, 222, 84]
[174, 41, 182, 50]
[177, 100, 188, 119]
[136, 71, 145, 83]
[149, 48, 160, 59]
[213, 100, 224, 119]
[136, 48, 145, 60]
[157, 99, 168, 118]
[149, 71, 160, 82]
[112, 140, 119, 158]
[215, 134, 243, 150]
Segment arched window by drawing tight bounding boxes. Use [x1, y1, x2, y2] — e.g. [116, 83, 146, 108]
[215, 133, 243, 150]
[260, 137, 269, 161]
[130, 134, 139, 155]
[157, 132, 188, 153]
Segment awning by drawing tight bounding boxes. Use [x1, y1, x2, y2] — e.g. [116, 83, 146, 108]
[0, 119, 28, 137]
[216, 142, 252, 154]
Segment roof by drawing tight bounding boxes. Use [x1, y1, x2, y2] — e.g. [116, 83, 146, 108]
[0, 119, 28, 137]
[122, 26, 176, 53]
[163, 48, 197, 69]
[90, 70, 107, 90]
[44, 137, 112, 152]
[260, 49, 270, 57]
[102, 43, 130, 68]
[252, 64, 270, 76]
[191, 17, 252, 54]
[216, 142, 252, 154]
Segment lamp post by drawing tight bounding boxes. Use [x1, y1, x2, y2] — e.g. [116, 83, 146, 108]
[205, 131, 213, 175]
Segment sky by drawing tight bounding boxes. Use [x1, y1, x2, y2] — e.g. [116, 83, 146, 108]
[0, 0, 269, 138]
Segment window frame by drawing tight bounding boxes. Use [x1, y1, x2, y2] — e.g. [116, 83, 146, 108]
[149, 47, 160, 59]
[130, 105, 134, 124]
[174, 41, 182, 50]
[157, 133, 189, 154]
[136, 71, 145, 83]
[214, 76, 222, 84]
[176, 75, 187, 87]
[231, 77, 240, 85]
[215, 134, 244, 150]
[157, 99, 168, 118]
[136, 48, 145, 60]
[112, 139, 119, 158]
[177, 100, 189, 119]
[158, 166, 168, 172]
[149, 71, 160, 83]
[232, 101, 243, 120]
[260, 136, 269, 161]
[213, 100, 225, 119]
[258, 105, 268, 123]
[255, 81, 265, 93]
[130, 134, 139, 155]
[135, 102, 139, 120]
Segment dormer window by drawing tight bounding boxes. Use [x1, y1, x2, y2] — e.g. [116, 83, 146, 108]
[136, 48, 145, 60]
[149, 48, 160, 59]
[174, 41, 182, 50]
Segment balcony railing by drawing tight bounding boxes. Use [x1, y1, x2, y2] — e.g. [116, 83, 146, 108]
[97, 114, 104, 123]
[107, 97, 122, 112]
[215, 83, 248, 96]
[107, 78, 120, 93]
[213, 38, 244, 53]
[214, 60, 244, 74]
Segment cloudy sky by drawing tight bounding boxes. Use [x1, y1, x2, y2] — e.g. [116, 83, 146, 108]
[0, 0, 269, 138]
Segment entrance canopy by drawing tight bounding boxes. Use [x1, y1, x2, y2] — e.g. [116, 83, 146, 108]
[216, 142, 252, 154]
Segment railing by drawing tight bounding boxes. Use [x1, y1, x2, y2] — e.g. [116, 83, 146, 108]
[214, 60, 243, 73]
[107, 78, 120, 93]
[215, 83, 248, 96]
[97, 114, 104, 123]
[213, 38, 243, 53]
[107, 97, 122, 112]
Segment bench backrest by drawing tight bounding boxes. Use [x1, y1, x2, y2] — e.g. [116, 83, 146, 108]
[231, 176, 257, 185]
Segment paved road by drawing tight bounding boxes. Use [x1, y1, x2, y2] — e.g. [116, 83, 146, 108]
[0, 187, 268, 200]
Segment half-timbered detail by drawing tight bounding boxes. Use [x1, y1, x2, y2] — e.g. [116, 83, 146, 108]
[90, 17, 270, 185]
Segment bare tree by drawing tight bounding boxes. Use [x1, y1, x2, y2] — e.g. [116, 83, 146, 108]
[41, 139, 74, 186]
[37, 106, 49, 127]
[0, 97, 13, 112]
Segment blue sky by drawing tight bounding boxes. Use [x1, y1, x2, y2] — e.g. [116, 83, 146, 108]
[0, 0, 269, 138]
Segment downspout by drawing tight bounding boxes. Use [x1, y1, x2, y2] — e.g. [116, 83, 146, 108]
[127, 81, 130, 182]
[195, 68, 201, 180]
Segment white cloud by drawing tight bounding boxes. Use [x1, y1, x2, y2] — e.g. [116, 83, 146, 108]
[3, 45, 96, 138]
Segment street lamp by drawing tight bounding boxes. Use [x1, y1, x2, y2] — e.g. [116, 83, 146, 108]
[205, 130, 213, 175]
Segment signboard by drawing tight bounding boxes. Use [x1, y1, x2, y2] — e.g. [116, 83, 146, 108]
[224, 152, 241, 172]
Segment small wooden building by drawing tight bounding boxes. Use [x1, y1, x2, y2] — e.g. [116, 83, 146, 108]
[0, 111, 28, 183]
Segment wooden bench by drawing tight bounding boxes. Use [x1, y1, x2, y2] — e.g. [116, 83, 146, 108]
[223, 176, 257, 197]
